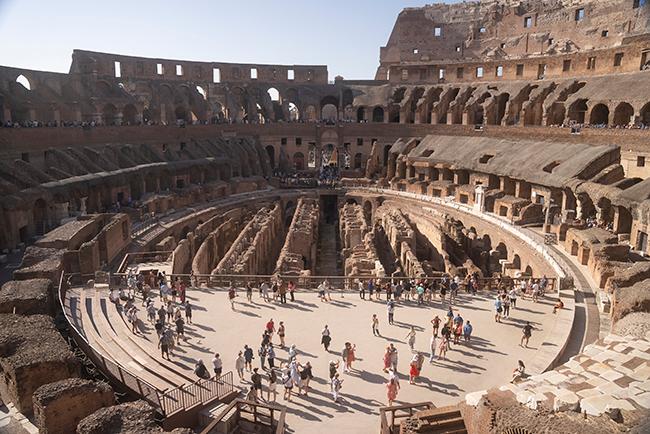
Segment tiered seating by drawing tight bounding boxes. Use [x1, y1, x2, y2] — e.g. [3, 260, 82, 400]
[68, 285, 196, 392]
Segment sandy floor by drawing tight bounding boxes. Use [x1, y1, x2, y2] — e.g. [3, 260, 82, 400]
[138, 288, 559, 433]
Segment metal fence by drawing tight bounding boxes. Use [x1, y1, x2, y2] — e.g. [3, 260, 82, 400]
[160, 372, 234, 416]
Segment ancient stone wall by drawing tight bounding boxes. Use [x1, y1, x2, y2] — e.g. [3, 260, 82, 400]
[33, 378, 114, 434]
[274, 198, 320, 276]
[213, 203, 283, 275]
[0, 279, 53, 316]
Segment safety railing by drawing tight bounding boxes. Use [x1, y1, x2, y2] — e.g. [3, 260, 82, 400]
[58, 272, 234, 417]
[200, 399, 286, 434]
[379, 402, 435, 434]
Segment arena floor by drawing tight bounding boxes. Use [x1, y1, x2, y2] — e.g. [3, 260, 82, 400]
[133, 287, 560, 433]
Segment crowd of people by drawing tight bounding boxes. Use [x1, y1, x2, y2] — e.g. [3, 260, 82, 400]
[113, 269, 556, 409]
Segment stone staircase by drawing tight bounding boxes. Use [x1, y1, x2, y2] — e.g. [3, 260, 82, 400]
[315, 222, 340, 276]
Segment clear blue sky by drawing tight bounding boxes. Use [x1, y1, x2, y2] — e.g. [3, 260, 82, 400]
[0, 0, 459, 79]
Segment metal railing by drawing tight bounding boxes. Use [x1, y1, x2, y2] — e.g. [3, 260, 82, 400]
[379, 402, 435, 434]
[200, 399, 286, 434]
[107, 272, 556, 294]
[58, 272, 234, 417]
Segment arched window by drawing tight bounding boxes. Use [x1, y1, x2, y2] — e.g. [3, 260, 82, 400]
[293, 152, 305, 171]
[268, 87, 280, 102]
[356, 107, 365, 122]
[16, 74, 31, 91]
[196, 86, 207, 100]
[613, 102, 634, 127]
[354, 153, 363, 169]
[372, 106, 385, 122]
[589, 103, 609, 125]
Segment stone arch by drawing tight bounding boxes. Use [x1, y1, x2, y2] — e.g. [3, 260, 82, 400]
[567, 99, 588, 123]
[174, 105, 188, 122]
[16, 74, 32, 91]
[495, 242, 508, 259]
[512, 254, 521, 270]
[122, 104, 138, 125]
[265, 145, 275, 169]
[372, 106, 384, 122]
[356, 106, 365, 122]
[640, 102, 650, 126]
[589, 103, 609, 125]
[546, 103, 566, 126]
[102, 103, 118, 125]
[293, 152, 305, 171]
[388, 105, 400, 123]
[33, 198, 48, 235]
[613, 102, 634, 127]
[383, 145, 392, 166]
[304, 105, 317, 122]
[354, 152, 363, 169]
[320, 95, 339, 119]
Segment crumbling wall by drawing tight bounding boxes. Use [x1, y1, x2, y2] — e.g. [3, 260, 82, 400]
[275, 198, 320, 275]
[0, 314, 80, 415]
[0, 279, 53, 316]
[33, 378, 114, 434]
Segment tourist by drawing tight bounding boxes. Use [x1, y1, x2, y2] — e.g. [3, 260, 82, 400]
[154, 318, 163, 336]
[503, 295, 511, 318]
[387, 299, 395, 325]
[389, 343, 399, 372]
[175, 315, 185, 344]
[318, 281, 327, 302]
[453, 321, 462, 345]
[431, 315, 440, 337]
[329, 359, 340, 382]
[331, 373, 343, 403]
[438, 337, 449, 360]
[409, 353, 425, 384]
[194, 359, 210, 380]
[261, 281, 270, 302]
[388, 367, 400, 392]
[235, 351, 246, 380]
[228, 285, 237, 310]
[246, 385, 257, 403]
[146, 302, 156, 323]
[289, 358, 302, 391]
[251, 368, 263, 399]
[553, 298, 564, 314]
[266, 318, 275, 341]
[184, 301, 192, 324]
[494, 296, 503, 322]
[212, 353, 223, 377]
[509, 287, 518, 309]
[258, 344, 267, 370]
[158, 305, 166, 326]
[179, 281, 186, 304]
[166, 301, 174, 321]
[372, 314, 380, 336]
[281, 368, 293, 401]
[324, 279, 332, 301]
[463, 321, 473, 343]
[158, 328, 171, 359]
[511, 360, 527, 383]
[429, 333, 437, 363]
[267, 344, 276, 369]
[128, 306, 139, 334]
[344, 342, 357, 372]
[278, 321, 286, 348]
[386, 377, 399, 406]
[520, 322, 533, 348]
[288, 280, 296, 302]
[405, 326, 417, 351]
[358, 279, 366, 299]
[441, 323, 452, 349]
[382, 346, 392, 373]
[267, 368, 278, 402]
[300, 361, 313, 396]
[416, 282, 425, 305]
[321, 324, 332, 351]
[244, 345, 254, 371]
[532, 280, 541, 303]
[271, 280, 279, 302]
[368, 279, 375, 300]
[245, 282, 253, 303]
[279, 281, 287, 304]
[288, 344, 297, 360]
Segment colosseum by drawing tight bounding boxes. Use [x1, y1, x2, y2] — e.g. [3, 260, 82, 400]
[1, 1, 650, 433]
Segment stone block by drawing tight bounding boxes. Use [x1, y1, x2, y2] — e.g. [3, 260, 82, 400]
[0, 279, 53, 316]
[33, 378, 114, 434]
[580, 394, 615, 416]
[0, 314, 80, 416]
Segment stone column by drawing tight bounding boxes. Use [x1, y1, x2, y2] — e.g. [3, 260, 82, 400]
[474, 185, 485, 213]
[80, 197, 88, 216]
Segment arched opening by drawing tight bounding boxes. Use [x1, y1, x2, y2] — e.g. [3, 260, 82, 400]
[320, 96, 338, 122]
[589, 103, 609, 125]
[265, 145, 275, 168]
[304, 105, 317, 122]
[567, 99, 588, 124]
[142, 107, 152, 123]
[293, 152, 305, 171]
[383, 145, 392, 166]
[354, 152, 363, 169]
[356, 107, 365, 122]
[345, 198, 358, 205]
[363, 201, 373, 225]
[195, 85, 207, 100]
[640, 102, 650, 126]
[288, 102, 299, 121]
[102, 104, 118, 125]
[267, 87, 280, 102]
[388, 105, 400, 123]
[546, 103, 566, 126]
[613, 102, 634, 127]
[372, 106, 384, 123]
[122, 104, 137, 125]
[175, 105, 188, 122]
[16, 74, 31, 91]
[33, 198, 47, 235]
[494, 93, 510, 125]
[321, 104, 338, 122]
